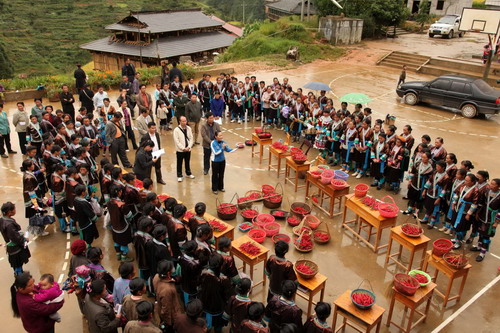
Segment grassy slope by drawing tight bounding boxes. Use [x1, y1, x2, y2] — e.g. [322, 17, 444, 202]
[218, 16, 346, 66]
[0, 0, 205, 75]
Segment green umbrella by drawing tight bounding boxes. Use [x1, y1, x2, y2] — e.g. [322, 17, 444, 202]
[339, 93, 372, 104]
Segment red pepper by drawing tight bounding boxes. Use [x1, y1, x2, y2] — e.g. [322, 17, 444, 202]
[352, 292, 374, 306]
[296, 263, 315, 275]
[402, 224, 422, 236]
[217, 203, 237, 215]
[240, 241, 261, 256]
[208, 219, 228, 232]
[273, 210, 286, 217]
[248, 192, 262, 200]
[184, 211, 195, 220]
[295, 233, 313, 250]
[314, 231, 330, 242]
[242, 209, 259, 218]
[413, 273, 428, 284]
[287, 216, 301, 226]
[292, 207, 309, 215]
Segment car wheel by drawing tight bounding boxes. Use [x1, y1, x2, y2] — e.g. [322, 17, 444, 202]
[447, 30, 454, 39]
[461, 104, 477, 118]
[404, 92, 418, 105]
[459, 32, 464, 37]
[429, 33, 434, 38]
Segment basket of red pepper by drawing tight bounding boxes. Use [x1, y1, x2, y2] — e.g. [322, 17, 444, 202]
[245, 140, 257, 146]
[408, 270, 431, 287]
[320, 169, 335, 185]
[239, 241, 261, 256]
[248, 229, 266, 243]
[309, 169, 322, 179]
[216, 198, 237, 220]
[264, 222, 281, 237]
[241, 208, 259, 222]
[432, 238, 453, 257]
[313, 222, 331, 244]
[401, 223, 423, 238]
[238, 222, 254, 232]
[272, 233, 291, 244]
[287, 215, 301, 227]
[303, 214, 321, 229]
[443, 252, 469, 270]
[351, 289, 376, 310]
[354, 183, 369, 198]
[378, 196, 399, 218]
[236, 193, 253, 210]
[295, 260, 318, 280]
[271, 141, 289, 152]
[290, 202, 312, 219]
[294, 229, 314, 252]
[261, 184, 275, 195]
[292, 152, 308, 165]
[289, 147, 303, 155]
[253, 214, 275, 228]
[270, 209, 288, 219]
[264, 193, 283, 209]
[394, 273, 420, 296]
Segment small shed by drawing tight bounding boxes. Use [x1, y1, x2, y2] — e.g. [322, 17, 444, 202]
[319, 16, 363, 45]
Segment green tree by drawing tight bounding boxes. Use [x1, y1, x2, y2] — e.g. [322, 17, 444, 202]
[415, 0, 431, 31]
[0, 41, 14, 79]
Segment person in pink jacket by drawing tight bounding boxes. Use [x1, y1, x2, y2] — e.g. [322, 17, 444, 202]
[33, 273, 64, 322]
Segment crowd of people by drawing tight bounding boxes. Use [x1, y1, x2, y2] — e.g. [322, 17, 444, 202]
[0, 63, 498, 333]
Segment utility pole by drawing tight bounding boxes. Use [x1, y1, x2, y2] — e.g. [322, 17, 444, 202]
[307, 0, 310, 21]
[242, 1, 246, 25]
[483, 34, 495, 80]
[301, 0, 305, 21]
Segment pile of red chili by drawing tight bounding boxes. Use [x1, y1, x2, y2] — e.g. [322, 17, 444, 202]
[217, 203, 237, 215]
[352, 292, 374, 306]
[287, 216, 301, 226]
[292, 153, 307, 161]
[239, 223, 253, 230]
[247, 192, 262, 200]
[242, 209, 259, 219]
[361, 196, 380, 210]
[444, 254, 467, 267]
[296, 264, 315, 275]
[310, 170, 322, 176]
[264, 193, 282, 203]
[256, 214, 274, 223]
[272, 210, 286, 217]
[292, 207, 309, 215]
[296, 233, 313, 250]
[238, 197, 250, 203]
[208, 219, 228, 232]
[402, 224, 422, 236]
[413, 273, 428, 284]
[239, 242, 261, 256]
[261, 185, 275, 194]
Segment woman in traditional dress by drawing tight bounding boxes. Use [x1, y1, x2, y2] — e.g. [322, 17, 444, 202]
[340, 121, 358, 172]
[264, 280, 303, 333]
[423, 160, 448, 228]
[353, 119, 373, 179]
[450, 173, 479, 249]
[403, 152, 433, 218]
[385, 138, 405, 194]
[0, 202, 31, 275]
[370, 133, 389, 190]
[107, 185, 134, 262]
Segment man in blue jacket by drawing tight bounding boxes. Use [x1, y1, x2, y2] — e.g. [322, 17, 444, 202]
[210, 91, 225, 119]
[210, 131, 237, 194]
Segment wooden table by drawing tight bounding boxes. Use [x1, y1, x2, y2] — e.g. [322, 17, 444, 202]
[305, 171, 350, 218]
[386, 283, 436, 332]
[423, 250, 471, 307]
[268, 146, 290, 177]
[285, 156, 311, 192]
[185, 209, 234, 248]
[231, 235, 270, 289]
[251, 133, 272, 163]
[295, 271, 328, 317]
[332, 290, 385, 333]
[385, 226, 430, 273]
[342, 194, 397, 253]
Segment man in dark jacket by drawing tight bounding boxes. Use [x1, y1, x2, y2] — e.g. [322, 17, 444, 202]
[122, 58, 136, 83]
[140, 122, 165, 184]
[200, 112, 221, 175]
[105, 112, 132, 168]
[168, 61, 183, 83]
[74, 64, 86, 90]
[185, 95, 203, 145]
[60, 84, 75, 120]
[173, 90, 189, 124]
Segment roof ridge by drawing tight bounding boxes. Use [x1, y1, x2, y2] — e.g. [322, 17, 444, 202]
[130, 8, 203, 15]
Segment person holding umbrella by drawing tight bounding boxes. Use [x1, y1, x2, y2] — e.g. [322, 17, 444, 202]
[210, 131, 237, 194]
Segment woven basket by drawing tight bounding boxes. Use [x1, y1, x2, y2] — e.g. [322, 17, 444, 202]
[351, 289, 376, 310]
[295, 259, 318, 280]
[443, 253, 469, 270]
[237, 197, 253, 210]
[408, 270, 431, 287]
[272, 233, 291, 244]
[378, 195, 399, 218]
[294, 229, 314, 253]
[264, 222, 281, 237]
[313, 222, 331, 244]
[240, 208, 259, 222]
[290, 202, 312, 218]
[270, 209, 288, 219]
[394, 273, 420, 296]
[303, 214, 321, 229]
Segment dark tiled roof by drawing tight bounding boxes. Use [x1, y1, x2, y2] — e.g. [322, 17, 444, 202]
[106, 10, 222, 33]
[80, 31, 236, 58]
[266, 0, 317, 14]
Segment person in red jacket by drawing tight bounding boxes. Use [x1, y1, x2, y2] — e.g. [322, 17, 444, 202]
[11, 272, 64, 333]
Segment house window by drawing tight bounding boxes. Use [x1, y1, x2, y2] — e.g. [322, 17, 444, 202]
[436, 0, 445, 10]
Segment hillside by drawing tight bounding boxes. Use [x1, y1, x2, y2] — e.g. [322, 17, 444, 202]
[0, 0, 210, 76]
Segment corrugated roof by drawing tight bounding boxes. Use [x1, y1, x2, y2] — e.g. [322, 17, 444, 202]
[486, 0, 500, 5]
[266, 0, 317, 14]
[105, 10, 222, 33]
[210, 16, 244, 37]
[80, 31, 236, 58]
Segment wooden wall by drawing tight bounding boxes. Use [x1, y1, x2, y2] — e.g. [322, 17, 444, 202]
[92, 53, 147, 72]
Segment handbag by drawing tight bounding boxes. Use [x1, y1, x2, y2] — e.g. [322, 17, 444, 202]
[29, 214, 54, 227]
[90, 197, 103, 217]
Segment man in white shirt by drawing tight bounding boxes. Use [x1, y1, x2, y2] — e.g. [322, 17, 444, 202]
[135, 109, 152, 136]
[92, 85, 108, 111]
[173, 116, 195, 182]
[140, 122, 165, 185]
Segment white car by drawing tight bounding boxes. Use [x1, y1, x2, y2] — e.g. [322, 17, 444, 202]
[429, 15, 464, 39]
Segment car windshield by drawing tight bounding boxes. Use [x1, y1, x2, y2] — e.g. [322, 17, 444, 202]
[474, 79, 497, 94]
[437, 16, 457, 24]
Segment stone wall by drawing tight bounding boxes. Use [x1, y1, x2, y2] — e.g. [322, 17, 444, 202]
[4, 89, 45, 103]
[319, 16, 363, 45]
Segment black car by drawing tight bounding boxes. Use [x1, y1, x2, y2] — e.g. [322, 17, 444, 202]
[396, 75, 500, 118]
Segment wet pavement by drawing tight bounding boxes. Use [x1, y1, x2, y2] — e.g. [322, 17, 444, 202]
[1, 59, 499, 332]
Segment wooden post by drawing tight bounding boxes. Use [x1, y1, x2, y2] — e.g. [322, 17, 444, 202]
[301, 0, 305, 21]
[307, 0, 310, 20]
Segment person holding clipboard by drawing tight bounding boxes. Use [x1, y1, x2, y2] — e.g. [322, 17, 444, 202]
[210, 131, 238, 194]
